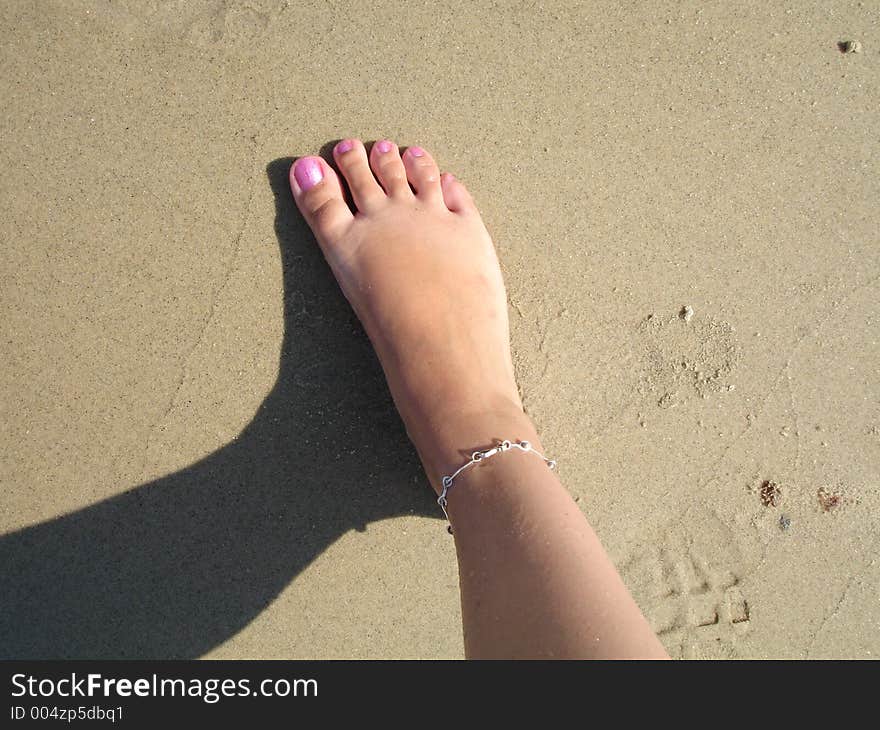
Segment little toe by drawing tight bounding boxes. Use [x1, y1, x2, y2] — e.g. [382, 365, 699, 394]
[440, 172, 477, 215]
[369, 140, 412, 199]
[289, 156, 353, 241]
[402, 146, 443, 204]
[333, 139, 386, 211]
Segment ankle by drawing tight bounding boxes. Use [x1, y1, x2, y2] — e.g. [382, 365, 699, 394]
[401, 396, 539, 495]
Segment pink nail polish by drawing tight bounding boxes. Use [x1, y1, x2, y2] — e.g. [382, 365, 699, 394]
[336, 139, 353, 154]
[294, 157, 323, 191]
[376, 140, 392, 153]
[409, 146, 425, 157]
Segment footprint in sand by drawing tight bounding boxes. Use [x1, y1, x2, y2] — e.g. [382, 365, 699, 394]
[133, 0, 283, 47]
[618, 511, 753, 658]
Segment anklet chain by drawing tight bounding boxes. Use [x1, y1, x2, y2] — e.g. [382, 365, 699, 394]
[437, 440, 557, 534]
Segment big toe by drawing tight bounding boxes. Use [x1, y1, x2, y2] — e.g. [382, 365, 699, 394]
[289, 156, 353, 242]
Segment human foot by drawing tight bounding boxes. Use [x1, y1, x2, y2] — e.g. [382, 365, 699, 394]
[289, 140, 534, 487]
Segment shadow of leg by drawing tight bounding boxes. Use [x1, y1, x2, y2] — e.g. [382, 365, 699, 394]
[0, 158, 437, 659]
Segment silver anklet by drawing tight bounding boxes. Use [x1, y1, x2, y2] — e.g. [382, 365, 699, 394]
[437, 439, 557, 534]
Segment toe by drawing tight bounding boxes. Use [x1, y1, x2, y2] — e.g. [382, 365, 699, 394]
[289, 156, 353, 240]
[402, 146, 443, 204]
[440, 172, 477, 215]
[333, 139, 385, 211]
[369, 140, 412, 199]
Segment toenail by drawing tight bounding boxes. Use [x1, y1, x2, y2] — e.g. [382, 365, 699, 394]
[408, 146, 425, 157]
[293, 157, 323, 191]
[335, 139, 353, 154]
[376, 140, 392, 153]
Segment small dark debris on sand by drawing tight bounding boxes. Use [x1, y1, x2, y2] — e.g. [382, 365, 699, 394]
[779, 514, 791, 531]
[818, 486, 842, 512]
[839, 40, 862, 53]
[760, 479, 782, 507]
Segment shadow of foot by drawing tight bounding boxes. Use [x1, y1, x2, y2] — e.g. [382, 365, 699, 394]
[0, 158, 437, 659]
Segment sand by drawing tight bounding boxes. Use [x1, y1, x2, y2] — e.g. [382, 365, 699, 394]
[0, 1, 877, 659]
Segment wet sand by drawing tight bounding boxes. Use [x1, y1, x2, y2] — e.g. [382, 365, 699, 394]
[1, 1, 877, 658]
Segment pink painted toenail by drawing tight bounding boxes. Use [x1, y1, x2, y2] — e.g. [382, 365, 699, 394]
[409, 146, 425, 157]
[293, 157, 323, 191]
[336, 139, 353, 154]
[376, 140, 392, 153]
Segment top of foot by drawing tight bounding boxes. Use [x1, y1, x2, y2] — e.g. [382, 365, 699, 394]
[288, 140, 526, 486]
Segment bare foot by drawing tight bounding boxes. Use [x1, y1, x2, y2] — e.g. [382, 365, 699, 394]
[289, 140, 532, 488]
[290, 141, 669, 659]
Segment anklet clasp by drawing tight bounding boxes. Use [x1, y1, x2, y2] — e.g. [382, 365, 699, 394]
[437, 439, 557, 534]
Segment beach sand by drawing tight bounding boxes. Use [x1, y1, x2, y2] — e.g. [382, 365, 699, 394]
[1, 0, 877, 658]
